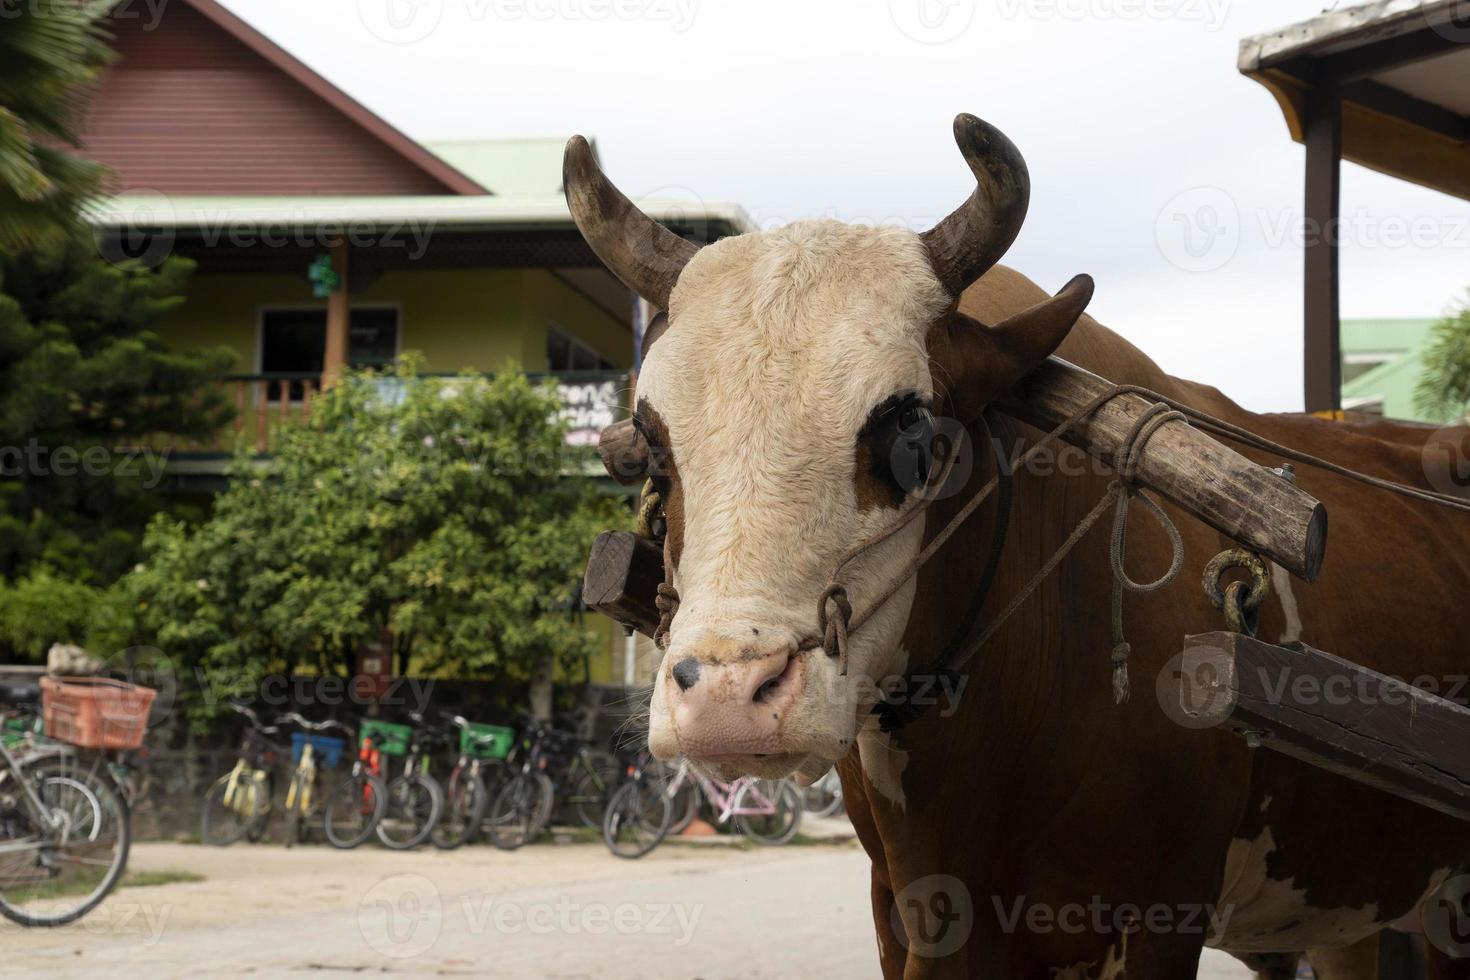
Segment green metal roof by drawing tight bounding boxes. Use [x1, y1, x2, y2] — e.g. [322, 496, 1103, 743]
[1340, 317, 1435, 355]
[426, 138, 575, 197]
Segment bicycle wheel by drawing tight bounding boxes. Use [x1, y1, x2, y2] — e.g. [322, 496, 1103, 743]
[201, 769, 268, 847]
[527, 771, 554, 839]
[802, 769, 845, 819]
[569, 755, 619, 830]
[376, 773, 443, 850]
[0, 758, 131, 927]
[734, 779, 802, 845]
[485, 772, 550, 851]
[667, 779, 700, 836]
[602, 780, 671, 859]
[323, 770, 387, 849]
[283, 771, 309, 848]
[431, 769, 487, 850]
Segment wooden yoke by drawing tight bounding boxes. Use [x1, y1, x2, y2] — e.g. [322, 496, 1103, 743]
[582, 356, 1329, 637]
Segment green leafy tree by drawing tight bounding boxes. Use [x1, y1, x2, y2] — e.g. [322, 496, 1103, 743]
[0, 233, 235, 593]
[1416, 294, 1470, 423]
[127, 359, 625, 724]
[0, 0, 114, 249]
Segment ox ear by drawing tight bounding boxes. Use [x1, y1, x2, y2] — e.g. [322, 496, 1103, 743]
[941, 275, 1094, 421]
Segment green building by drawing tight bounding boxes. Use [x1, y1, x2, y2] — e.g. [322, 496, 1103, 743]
[1340, 318, 1439, 422]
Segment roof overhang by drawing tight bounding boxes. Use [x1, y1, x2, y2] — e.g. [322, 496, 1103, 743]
[84, 194, 756, 286]
[1240, 0, 1470, 202]
[85, 194, 754, 238]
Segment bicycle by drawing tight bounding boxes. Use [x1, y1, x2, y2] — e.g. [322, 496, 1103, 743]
[542, 722, 618, 831]
[274, 713, 349, 848]
[431, 713, 511, 850]
[483, 717, 554, 851]
[665, 760, 802, 845]
[601, 746, 673, 859]
[200, 702, 280, 847]
[321, 722, 389, 849]
[0, 680, 131, 927]
[375, 713, 444, 850]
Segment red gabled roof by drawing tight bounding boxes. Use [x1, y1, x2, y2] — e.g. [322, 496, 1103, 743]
[80, 0, 487, 196]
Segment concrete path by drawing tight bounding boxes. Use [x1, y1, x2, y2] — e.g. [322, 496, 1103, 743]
[4, 837, 1256, 978]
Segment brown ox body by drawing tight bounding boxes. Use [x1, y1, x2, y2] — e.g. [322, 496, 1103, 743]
[563, 115, 1470, 978]
[844, 264, 1470, 977]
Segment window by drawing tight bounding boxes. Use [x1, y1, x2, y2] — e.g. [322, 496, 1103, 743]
[260, 307, 399, 399]
[546, 326, 613, 372]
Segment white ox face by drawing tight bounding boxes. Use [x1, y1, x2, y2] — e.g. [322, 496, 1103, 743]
[637, 221, 952, 778]
[564, 114, 1089, 781]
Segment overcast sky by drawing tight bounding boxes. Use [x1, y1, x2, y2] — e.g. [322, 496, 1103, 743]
[215, 0, 1470, 412]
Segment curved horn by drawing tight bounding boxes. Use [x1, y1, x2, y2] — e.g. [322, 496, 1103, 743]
[920, 114, 1032, 298]
[563, 136, 698, 310]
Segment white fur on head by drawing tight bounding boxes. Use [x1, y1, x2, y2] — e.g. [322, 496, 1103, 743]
[639, 219, 952, 774]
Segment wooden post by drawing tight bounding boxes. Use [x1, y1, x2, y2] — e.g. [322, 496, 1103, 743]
[322, 239, 350, 390]
[1179, 632, 1470, 825]
[1303, 84, 1342, 414]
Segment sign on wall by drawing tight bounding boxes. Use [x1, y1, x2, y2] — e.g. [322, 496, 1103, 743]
[559, 377, 625, 447]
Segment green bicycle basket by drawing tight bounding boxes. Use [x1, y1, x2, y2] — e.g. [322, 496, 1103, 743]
[2, 714, 40, 748]
[359, 718, 413, 757]
[460, 722, 514, 760]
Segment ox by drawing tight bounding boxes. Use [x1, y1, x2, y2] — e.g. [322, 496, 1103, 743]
[564, 115, 1470, 979]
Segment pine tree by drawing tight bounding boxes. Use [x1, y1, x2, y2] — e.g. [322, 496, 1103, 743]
[0, 233, 234, 586]
[1414, 294, 1470, 423]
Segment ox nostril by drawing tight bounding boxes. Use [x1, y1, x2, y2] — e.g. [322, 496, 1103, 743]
[672, 657, 701, 692]
[751, 654, 795, 704]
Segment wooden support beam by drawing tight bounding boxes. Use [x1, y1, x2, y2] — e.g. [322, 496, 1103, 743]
[322, 239, 350, 391]
[998, 357, 1327, 582]
[1179, 631, 1470, 825]
[1303, 84, 1342, 414]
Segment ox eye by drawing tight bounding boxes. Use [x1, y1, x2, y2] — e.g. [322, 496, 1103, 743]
[861, 394, 935, 501]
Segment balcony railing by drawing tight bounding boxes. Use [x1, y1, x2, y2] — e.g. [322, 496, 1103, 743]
[165, 371, 630, 456]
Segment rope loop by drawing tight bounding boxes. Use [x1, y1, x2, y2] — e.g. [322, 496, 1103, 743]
[818, 584, 853, 675]
[653, 581, 680, 651]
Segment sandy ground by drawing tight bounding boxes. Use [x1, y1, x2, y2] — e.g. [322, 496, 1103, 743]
[4, 829, 1256, 978]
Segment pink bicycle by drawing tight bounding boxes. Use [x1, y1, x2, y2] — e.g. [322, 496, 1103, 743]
[665, 759, 802, 845]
